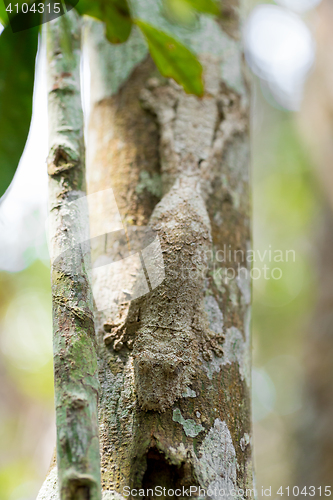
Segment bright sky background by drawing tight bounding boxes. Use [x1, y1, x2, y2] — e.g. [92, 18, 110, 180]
[276, 0, 322, 12]
[244, 4, 315, 110]
[0, 0, 321, 272]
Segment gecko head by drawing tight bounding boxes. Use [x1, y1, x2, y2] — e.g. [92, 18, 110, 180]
[132, 328, 197, 412]
[137, 354, 184, 376]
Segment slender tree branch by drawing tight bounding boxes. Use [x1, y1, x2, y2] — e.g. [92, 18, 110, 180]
[46, 11, 101, 500]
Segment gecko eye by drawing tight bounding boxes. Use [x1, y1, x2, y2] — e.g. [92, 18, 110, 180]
[138, 358, 151, 373]
[163, 358, 184, 376]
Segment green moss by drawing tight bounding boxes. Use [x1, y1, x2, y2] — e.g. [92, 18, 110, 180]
[136, 171, 162, 198]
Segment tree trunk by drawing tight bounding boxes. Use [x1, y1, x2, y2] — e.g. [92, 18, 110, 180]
[38, 0, 254, 498]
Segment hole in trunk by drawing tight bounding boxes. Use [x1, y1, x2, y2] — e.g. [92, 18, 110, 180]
[141, 447, 198, 499]
[70, 485, 90, 500]
[54, 148, 69, 167]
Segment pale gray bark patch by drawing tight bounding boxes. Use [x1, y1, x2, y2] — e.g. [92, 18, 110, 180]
[236, 268, 251, 305]
[102, 491, 126, 500]
[240, 433, 250, 452]
[172, 408, 205, 437]
[204, 296, 224, 334]
[194, 419, 245, 500]
[182, 387, 197, 398]
[203, 322, 251, 387]
[203, 268, 251, 386]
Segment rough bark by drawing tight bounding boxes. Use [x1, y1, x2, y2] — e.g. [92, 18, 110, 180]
[86, 0, 253, 496]
[42, 12, 101, 500]
[38, 0, 254, 498]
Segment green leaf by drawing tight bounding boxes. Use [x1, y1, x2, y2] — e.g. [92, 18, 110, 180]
[67, 0, 132, 43]
[0, 15, 38, 198]
[0, 1, 8, 26]
[135, 20, 204, 96]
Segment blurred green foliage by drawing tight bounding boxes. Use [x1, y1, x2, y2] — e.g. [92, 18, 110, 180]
[0, 260, 54, 500]
[252, 86, 319, 491]
[71, 0, 133, 43]
[0, 2, 8, 25]
[0, 18, 38, 198]
[252, 100, 317, 361]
